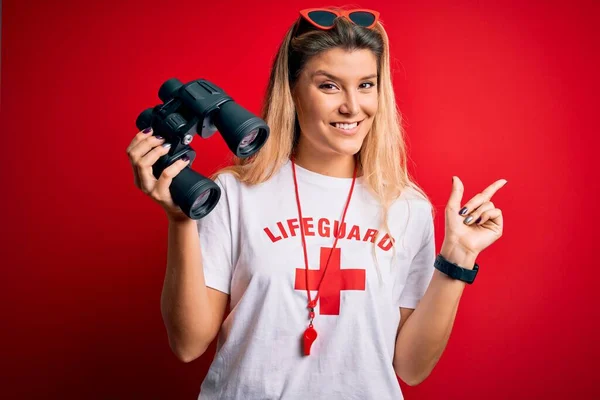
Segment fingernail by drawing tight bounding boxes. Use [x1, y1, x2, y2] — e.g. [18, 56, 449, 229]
[459, 207, 468, 215]
[181, 155, 190, 162]
[155, 135, 163, 140]
[464, 216, 474, 224]
[143, 127, 152, 133]
[162, 142, 171, 149]
[475, 217, 481, 224]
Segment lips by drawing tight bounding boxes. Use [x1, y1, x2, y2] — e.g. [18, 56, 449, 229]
[329, 120, 362, 135]
[330, 120, 362, 126]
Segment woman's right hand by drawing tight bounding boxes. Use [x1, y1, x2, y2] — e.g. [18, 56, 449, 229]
[126, 127, 192, 222]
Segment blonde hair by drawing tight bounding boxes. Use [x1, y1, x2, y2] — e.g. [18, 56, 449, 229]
[211, 10, 435, 283]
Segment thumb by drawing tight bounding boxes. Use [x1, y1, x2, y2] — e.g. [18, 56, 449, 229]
[448, 176, 464, 212]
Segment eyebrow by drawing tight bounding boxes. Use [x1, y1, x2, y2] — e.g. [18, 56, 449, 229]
[311, 70, 378, 81]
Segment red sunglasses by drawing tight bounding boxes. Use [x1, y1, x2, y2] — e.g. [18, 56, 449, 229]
[294, 8, 380, 36]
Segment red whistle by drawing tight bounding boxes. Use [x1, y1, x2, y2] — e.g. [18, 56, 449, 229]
[303, 326, 318, 356]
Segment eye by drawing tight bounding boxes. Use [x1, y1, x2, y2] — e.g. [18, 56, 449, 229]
[360, 82, 376, 89]
[319, 83, 338, 90]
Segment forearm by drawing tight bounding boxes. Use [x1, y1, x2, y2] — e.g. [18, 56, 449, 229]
[160, 218, 215, 359]
[394, 245, 477, 385]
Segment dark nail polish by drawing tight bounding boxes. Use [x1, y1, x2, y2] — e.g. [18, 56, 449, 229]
[155, 135, 163, 140]
[475, 217, 481, 224]
[459, 207, 468, 215]
[143, 127, 152, 133]
[181, 155, 190, 162]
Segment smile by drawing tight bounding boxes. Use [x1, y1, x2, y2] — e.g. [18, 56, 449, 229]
[329, 120, 362, 134]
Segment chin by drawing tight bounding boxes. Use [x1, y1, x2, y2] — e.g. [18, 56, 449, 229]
[330, 135, 367, 155]
[327, 141, 364, 157]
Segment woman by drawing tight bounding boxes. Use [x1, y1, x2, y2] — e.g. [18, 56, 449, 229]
[126, 7, 507, 399]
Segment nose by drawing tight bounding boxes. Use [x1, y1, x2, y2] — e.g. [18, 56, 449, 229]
[339, 91, 360, 116]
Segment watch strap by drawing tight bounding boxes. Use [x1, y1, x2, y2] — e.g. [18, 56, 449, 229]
[434, 254, 479, 284]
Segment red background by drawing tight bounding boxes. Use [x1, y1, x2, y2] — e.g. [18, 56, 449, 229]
[1, 0, 598, 398]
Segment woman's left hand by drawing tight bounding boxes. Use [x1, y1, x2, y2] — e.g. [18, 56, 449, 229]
[441, 176, 508, 261]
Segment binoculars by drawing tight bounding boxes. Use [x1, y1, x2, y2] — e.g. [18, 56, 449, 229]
[136, 78, 270, 220]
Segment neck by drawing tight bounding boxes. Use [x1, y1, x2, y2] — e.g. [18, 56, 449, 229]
[292, 145, 357, 179]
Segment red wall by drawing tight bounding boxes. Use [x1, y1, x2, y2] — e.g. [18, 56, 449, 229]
[1, 0, 598, 398]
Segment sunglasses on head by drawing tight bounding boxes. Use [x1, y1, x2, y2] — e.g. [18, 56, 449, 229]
[294, 8, 380, 36]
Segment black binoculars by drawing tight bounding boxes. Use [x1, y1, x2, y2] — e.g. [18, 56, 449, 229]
[136, 78, 270, 220]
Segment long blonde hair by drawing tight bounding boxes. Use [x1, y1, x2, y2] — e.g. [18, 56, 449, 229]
[212, 10, 435, 281]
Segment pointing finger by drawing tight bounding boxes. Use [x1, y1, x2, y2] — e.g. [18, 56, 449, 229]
[481, 179, 508, 202]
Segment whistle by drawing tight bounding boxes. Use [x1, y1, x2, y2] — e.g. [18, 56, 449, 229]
[303, 326, 318, 356]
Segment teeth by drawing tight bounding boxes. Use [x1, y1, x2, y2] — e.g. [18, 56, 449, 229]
[334, 122, 358, 130]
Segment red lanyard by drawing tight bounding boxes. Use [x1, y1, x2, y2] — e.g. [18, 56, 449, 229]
[290, 156, 358, 356]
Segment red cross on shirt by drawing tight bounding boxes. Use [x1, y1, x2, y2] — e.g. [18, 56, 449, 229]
[294, 247, 366, 315]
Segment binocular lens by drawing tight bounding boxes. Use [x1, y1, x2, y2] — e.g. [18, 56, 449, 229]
[237, 127, 268, 157]
[192, 190, 211, 209]
[171, 167, 222, 220]
[212, 101, 269, 158]
[239, 129, 259, 148]
[189, 187, 220, 219]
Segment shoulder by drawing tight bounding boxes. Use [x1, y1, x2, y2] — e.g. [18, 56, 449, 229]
[213, 169, 281, 192]
[211, 163, 288, 205]
[212, 170, 237, 190]
[211, 172, 244, 210]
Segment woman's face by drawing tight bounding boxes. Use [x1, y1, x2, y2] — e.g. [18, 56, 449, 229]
[293, 47, 379, 159]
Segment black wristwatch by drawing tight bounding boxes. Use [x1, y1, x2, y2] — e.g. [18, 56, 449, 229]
[434, 254, 479, 284]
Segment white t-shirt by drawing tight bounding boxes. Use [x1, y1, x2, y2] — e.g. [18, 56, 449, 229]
[196, 159, 436, 400]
